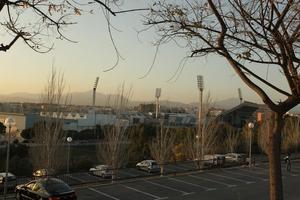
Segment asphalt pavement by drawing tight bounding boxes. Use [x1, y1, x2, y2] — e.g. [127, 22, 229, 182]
[2, 159, 300, 199]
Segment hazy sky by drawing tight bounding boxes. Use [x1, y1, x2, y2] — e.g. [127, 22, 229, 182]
[0, 1, 289, 104]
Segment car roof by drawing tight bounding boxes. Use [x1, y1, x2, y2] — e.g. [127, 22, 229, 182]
[95, 164, 108, 167]
[0, 172, 15, 178]
[144, 160, 157, 163]
[37, 177, 65, 184]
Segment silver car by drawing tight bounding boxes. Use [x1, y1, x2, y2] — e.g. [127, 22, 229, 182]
[136, 160, 160, 173]
[89, 165, 112, 178]
[225, 153, 246, 163]
[0, 172, 17, 191]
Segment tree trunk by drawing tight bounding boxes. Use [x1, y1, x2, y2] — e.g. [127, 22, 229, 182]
[160, 165, 164, 176]
[268, 112, 284, 200]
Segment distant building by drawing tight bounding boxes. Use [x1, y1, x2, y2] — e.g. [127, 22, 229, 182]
[139, 103, 156, 113]
[0, 112, 40, 138]
[162, 113, 196, 127]
[219, 101, 270, 128]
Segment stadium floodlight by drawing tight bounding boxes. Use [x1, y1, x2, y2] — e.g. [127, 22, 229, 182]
[196, 75, 204, 160]
[238, 88, 243, 104]
[155, 88, 161, 119]
[197, 75, 204, 91]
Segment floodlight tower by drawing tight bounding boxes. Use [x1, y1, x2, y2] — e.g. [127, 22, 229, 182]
[92, 77, 99, 138]
[238, 88, 243, 104]
[93, 77, 99, 106]
[197, 75, 204, 160]
[155, 88, 161, 119]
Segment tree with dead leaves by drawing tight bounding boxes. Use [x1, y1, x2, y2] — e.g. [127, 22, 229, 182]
[146, 1, 300, 199]
[29, 67, 70, 173]
[149, 122, 175, 176]
[184, 94, 219, 169]
[0, 0, 148, 53]
[224, 125, 241, 153]
[282, 116, 300, 153]
[97, 84, 132, 180]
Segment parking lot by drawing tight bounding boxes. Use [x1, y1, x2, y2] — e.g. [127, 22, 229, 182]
[72, 160, 300, 200]
[2, 159, 300, 199]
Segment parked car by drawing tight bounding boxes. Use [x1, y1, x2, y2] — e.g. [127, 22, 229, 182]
[32, 169, 54, 179]
[15, 178, 77, 200]
[89, 165, 112, 178]
[225, 153, 246, 163]
[203, 154, 226, 167]
[136, 160, 160, 173]
[0, 172, 17, 192]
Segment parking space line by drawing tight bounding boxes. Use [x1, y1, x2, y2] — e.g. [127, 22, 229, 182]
[119, 170, 139, 177]
[207, 172, 254, 184]
[253, 166, 269, 171]
[122, 185, 168, 200]
[88, 187, 120, 200]
[222, 169, 266, 181]
[284, 167, 300, 173]
[237, 168, 269, 181]
[254, 165, 297, 177]
[290, 165, 300, 170]
[238, 168, 267, 175]
[65, 174, 84, 183]
[170, 165, 193, 170]
[168, 177, 214, 191]
[145, 180, 194, 196]
[188, 175, 236, 188]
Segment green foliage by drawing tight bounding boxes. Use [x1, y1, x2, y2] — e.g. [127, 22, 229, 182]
[0, 122, 6, 135]
[21, 127, 34, 139]
[127, 124, 156, 165]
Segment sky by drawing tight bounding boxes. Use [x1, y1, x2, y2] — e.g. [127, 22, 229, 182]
[0, 1, 289, 105]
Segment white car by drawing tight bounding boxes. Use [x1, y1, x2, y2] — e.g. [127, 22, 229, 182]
[0, 172, 17, 191]
[89, 165, 112, 178]
[225, 153, 246, 163]
[136, 160, 160, 173]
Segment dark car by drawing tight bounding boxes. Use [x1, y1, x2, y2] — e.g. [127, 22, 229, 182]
[32, 169, 54, 179]
[15, 178, 77, 200]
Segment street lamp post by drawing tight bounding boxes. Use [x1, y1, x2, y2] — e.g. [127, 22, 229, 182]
[3, 116, 16, 200]
[66, 137, 73, 174]
[248, 122, 254, 167]
[197, 75, 204, 160]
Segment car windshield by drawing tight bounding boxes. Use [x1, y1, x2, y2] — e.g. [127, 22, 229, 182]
[0, 176, 15, 182]
[152, 162, 158, 166]
[42, 179, 72, 194]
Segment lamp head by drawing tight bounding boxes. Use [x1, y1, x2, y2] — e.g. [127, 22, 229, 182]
[248, 122, 254, 129]
[197, 75, 204, 91]
[67, 137, 73, 143]
[155, 88, 161, 98]
[93, 77, 99, 90]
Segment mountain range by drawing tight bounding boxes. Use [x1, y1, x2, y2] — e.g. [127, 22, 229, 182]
[0, 91, 243, 110]
[2, 91, 300, 113]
